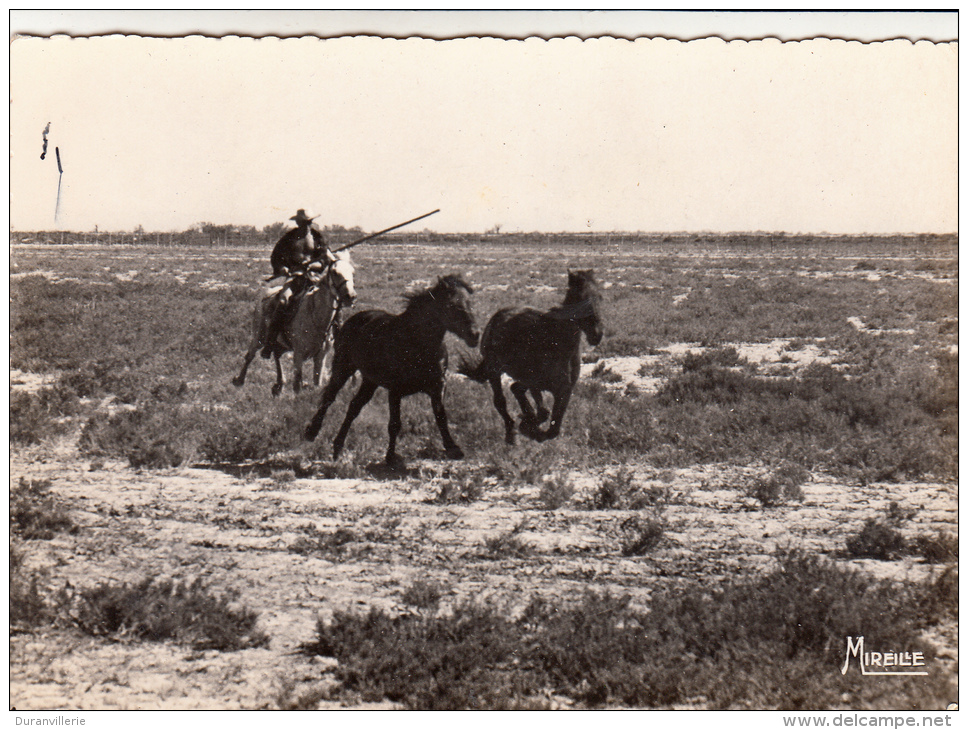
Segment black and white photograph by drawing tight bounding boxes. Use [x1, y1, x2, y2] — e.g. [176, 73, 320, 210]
[9, 10, 958, 718]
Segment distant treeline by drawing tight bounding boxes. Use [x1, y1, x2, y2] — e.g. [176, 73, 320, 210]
[10, 222, 367, 249]
[9, 227, 958, 256]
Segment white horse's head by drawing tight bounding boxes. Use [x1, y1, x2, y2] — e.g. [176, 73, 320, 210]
[330, 250, 357, 305]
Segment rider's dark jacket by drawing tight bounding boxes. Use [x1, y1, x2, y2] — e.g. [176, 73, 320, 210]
[270, 224, 327, 278]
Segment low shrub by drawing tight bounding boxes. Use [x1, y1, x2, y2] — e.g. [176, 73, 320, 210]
[516, 448, 562, 484]
[304, 600, 535, 709]
[845, 519, 907, 561]
[275, 680, 337, 711]
[483, 523, 533, 559]
[483, 444, 562, 487]
[635, 485, 673, 508]
[747, 462, 808, 506]
[914, 566, 958, 623]
[538, 472, 574, 510]
[10, 387, 82, 445]
[79, 405, 199, 469]
[593, 465, 636, 509]
[305, 551, 945, 709]
[311, 460, 367, 480]
[620, 516, 665, 556]
[911, 531, 958, 564]
[72, 576, 268, 650]
[9, 544, 54, 630]
[885, 500, 919, 526]
[580, 387, 656, 455]
[58, 363, 148, 404]
[657, 363, 767, 407]
[79, 393, 315, 469]
[649, 357, 954, 482]
[10, 477, 77, 540]
[10, 392, 54, 445]
[586, 467, 671, 511]
[431, 473, 485, 504]
[198, 405, 309, 464]
[681, 346, 746, 372]
[589, 361, 623, 384]
[289, 527, 363, 560]
[400, 579, 446, 611]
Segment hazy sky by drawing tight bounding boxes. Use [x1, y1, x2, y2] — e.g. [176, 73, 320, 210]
[9, 12, 957, 234]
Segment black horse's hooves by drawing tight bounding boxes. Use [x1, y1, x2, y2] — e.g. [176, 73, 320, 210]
[444, 447, 465, 460]
[231, 378, 244, 388]
[385, 454, 406, 469]
[518, 420, 541, 441]
[304, 427, 319, 442]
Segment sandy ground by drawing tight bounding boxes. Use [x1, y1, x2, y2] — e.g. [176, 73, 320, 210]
[10, 422, 958, 709]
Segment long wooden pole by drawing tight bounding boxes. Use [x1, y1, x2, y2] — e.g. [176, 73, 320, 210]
[333, 209, 440, 252]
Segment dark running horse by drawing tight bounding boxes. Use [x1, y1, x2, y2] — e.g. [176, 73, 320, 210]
[461, 269, 604, 444]
[233, 251, 356, 396]
[305, 274, 480, 465]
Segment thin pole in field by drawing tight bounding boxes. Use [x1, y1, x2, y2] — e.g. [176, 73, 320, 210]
[54, 147, 64, 225]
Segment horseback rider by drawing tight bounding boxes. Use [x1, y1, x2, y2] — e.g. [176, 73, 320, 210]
[262, 209, 336, 358]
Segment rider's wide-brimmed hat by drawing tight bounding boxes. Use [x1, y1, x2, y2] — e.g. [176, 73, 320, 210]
[290, 209, 319, 225]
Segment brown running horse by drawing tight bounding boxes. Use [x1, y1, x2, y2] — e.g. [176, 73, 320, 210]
[461, 269, 604, 444]
[305, 274, 479, 465]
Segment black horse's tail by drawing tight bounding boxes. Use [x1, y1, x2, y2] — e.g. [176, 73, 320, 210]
[457, 354, 490, 383]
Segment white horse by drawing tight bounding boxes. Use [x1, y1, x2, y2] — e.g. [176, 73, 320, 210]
[233, 251, 356, 396]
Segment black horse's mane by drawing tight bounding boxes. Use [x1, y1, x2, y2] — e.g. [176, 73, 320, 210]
[404, 274, 474, 309]
[548, 270, 601, 319]
[562, 269, 600, 305]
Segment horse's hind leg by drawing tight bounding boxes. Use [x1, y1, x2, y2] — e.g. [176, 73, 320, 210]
[311, 346, 329, 389]
[386, 390, 404, 465]
[489, 378, 517, 445]
[539, 388, 573, 442]
[232, 348, 257, 387]
[305, 361, 356, 441]
[271, 353, 286, 397]
[530, 389, 550, 424]
[234, 309, 266, 387]
[510, 382, 541, 440]
[428, 384, 463, 460]
[510, 382, 538, 422]
[291, 352, 305, 394]
[332, 379, 378, 460]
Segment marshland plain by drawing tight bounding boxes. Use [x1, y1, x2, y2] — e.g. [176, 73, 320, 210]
[9, 231, 958, 710]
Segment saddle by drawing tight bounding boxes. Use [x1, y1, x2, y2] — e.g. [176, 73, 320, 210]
[260, 260, 336, 358]
[263, 260, 328, 304]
